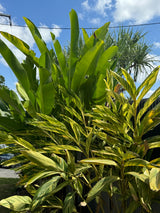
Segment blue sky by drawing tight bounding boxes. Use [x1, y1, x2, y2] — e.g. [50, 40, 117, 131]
[0, 0, 160, 96]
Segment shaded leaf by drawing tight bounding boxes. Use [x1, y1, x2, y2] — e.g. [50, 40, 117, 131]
[0, 196, 32, 212]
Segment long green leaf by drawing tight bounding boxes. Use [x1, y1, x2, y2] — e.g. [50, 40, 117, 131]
[80, 158, 119, 167]
[121, 68, 136, 96]
[124, 158, 149, 167]
[94, 22, 110, 40]
[26, 171, 57, 187]
[136, 66, 160, 106]
[0, 31, 38, 64]
[0, 196, 32, 212]
[22, 150, 63, 171]
[0, 39, 30, 92]
[111, 70, 135, 98]
[71, 40, 104, 93]
[63, 192, 76, 213]
[31, 176, 60, 210]
[23, 17, 48, 54]
[126, 172, 148, 182]
[69, 9, 79, 87]
[95, 46, 118, 75]
[86, 176, 119, 202]
[137, 87, 160, 123]
[149, 168, 160, 191]
[53, 39, 68, 87]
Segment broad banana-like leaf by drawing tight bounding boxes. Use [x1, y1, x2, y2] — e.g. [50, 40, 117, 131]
[86, 176, 119, 203]
[69, 9, 79, 86]
[95, 46, 118, 75]
[31, 176, 61, 210]
[71, 40, 104, 93]
[63, 192, 76, 213]
[22, 57, 38, 92]
[37, 67, 56, 114]
[22, 150, 65, 171]
[80, 158, 119, 167]
[91, 74, 106, 104]
[94, 22, 110, 40]
[149, 168, 160, 191]
[136, 66, 160, 106]
[82, 28, 89, 43]
[23, 17, 48, 54]
[0, 39, 30, 92]
[0, 31, 38, 64]
[0, 196, 32, 212]
[53, 39, 68, 88]
[39, 51, 52, 71]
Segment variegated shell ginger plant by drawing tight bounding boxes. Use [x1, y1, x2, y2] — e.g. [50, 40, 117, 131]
[82, 66, 160, 213]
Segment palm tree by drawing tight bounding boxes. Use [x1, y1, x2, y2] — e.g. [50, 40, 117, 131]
[104, 28, 154, 81]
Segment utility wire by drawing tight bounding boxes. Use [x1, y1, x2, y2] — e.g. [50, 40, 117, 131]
[0, 21, 160, 30]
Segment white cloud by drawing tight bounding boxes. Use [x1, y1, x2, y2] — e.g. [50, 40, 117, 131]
[82, 0, 112, 17]
[154, 42, 160, 48]
[0, 3, 5, 13]
[78, 12, 84, 20]
[113, 0, 160, 24]
[82, 0, 91, 11]
[39, 24, 61, 43]
[0, 5, 62, 66]
[89, 18, 101, 25]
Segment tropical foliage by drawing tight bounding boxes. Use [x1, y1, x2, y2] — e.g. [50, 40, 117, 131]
[104, 28, 154, 81]
[0, 9, 160, 213]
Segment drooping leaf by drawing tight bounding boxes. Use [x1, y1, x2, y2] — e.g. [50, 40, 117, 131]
[126, 172, 148, 182]
[22, 150, 64, 171]
[0, 31, 38, 64]
[23, 17, 48, 54]
[0, 196, 32, 212]
[86, 176, 119, 202]
[0, 39, 30, 92]
[31, 176, 61, 210]
[149, 168, 160, 191]
[63, 192, 76, 213]
[124, 158, 150, 168]
[26, 171, 57, 186]
[80, 158, 119, 167]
